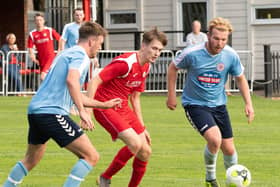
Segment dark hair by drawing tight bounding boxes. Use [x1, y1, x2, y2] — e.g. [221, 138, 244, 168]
[142, 27, 168, 46]
[79, 21, 107, 41]
[73, 7, 84, 15]
[34, 12, 44, 19]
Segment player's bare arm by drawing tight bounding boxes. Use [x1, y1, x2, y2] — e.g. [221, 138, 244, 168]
[28, 48, 39, 65]
[235, 74, 255, 123]
[67, 69, 93, 130]
[130, 91, 145, 126]
[166, 62, 178, 110]
[86, 75, 103, 98]
[57, 38, 66, 53]
[130, 91, 151, 145]
[82, 94, 122, 109]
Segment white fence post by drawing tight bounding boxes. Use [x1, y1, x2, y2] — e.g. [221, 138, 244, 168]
[0, 50, 4, 96]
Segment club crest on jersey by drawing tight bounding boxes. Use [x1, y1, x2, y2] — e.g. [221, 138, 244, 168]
[217, 63, 225, 72]
[143, 72, 147, 77]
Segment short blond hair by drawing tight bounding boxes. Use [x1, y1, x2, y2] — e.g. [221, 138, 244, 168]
[208, 17, 233, 34]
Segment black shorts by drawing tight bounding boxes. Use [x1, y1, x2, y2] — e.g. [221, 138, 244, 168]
[184, 105, 233, 138]
[28, 114, 84, 147]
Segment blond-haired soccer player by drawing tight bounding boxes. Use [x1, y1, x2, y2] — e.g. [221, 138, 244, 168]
[87, 28, 167, 187]
[167, 17, 254, 187]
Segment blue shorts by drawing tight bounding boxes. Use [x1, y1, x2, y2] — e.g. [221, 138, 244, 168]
[28, 114, 84, 147]
[184, 105, 233, 138]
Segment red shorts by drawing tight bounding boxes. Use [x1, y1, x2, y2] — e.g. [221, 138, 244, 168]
[40, 56, 55, 73]
[93, 106, 145, 141]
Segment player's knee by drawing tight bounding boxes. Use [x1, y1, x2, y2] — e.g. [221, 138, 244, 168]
[208, 137, 222, 152]
[128, 138, 142, 154]
[139, 146, 152, 160]
[84, 150, 100, 166]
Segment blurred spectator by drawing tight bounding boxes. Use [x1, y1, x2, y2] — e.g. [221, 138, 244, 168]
[58, 8, 99, 68]
[28, 13, 60, 80]
[58, 8, 84, 52]
[186, 20, 208, 47]
[1, 33, 23, 93]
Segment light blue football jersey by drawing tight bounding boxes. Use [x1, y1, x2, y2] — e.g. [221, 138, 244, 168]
[28, 46, 90, 115]
[174, 43, 244, 107]
[61, 22, 81, 48]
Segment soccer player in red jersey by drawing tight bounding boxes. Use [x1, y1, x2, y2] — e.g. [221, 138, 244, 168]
[86, 28, 167, 187]
[28, 13, 60, 80]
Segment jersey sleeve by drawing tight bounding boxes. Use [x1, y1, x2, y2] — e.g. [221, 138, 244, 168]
[99, 61, 129, 82]
[27, 35, 34, 48]
[68, 51, 85, 70]
[173, 48, 191, 69]
[52, 29, 61, 41]
[229, 54, 244, 77]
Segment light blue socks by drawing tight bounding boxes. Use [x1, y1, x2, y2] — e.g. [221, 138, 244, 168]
[223, 151, 238, 169]
[63, 159, 93, 187]
[3, 161, 28, 187]
[204, 146, 218, 181]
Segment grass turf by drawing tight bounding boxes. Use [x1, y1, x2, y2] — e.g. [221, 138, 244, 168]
[0, 94, 279, 186]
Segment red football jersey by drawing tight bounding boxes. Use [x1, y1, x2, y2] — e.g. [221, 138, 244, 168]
[95, 52, 151, 106]
[28, 27, 60, 71]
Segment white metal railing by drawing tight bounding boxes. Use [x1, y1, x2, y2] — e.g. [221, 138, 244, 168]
[96, 50, 174, 92]
[0, 50, 4, 95]
[5, 51, 41, 96]
[2, 49, 254, 95]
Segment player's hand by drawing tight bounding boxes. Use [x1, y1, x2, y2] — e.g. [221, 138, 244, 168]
[30, 54, 39, 65]
[245, 104, 254, 124]
[166, 96, 177, 110]
[103, 98, 122, 109]
[79, 109, 94, 131]
[144, 129, 152, 145]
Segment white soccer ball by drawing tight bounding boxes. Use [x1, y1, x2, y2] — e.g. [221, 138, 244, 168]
[225, 164, 251, 187]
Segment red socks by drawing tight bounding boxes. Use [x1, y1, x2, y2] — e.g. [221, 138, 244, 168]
[128, 157, 148, 187]
[101, 146, 134, 179]
[101, 146, 148, 187]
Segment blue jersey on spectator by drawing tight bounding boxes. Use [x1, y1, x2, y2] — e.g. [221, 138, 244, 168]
[61, 22, 81, 48]
[28, 46, 90, 115]
[174, 43, 244, 107]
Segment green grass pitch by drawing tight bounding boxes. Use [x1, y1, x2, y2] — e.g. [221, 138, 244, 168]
[0, 95, 279, 187]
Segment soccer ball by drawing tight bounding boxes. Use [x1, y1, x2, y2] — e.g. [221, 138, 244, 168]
[225, 164, 251, 187]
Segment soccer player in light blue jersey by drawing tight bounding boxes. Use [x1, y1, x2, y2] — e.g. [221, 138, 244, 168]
[3, 22, 121, 187]
[58, 8, 85, 52]
[166, 17, 254, 187]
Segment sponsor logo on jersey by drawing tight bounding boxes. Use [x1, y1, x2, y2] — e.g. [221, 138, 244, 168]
[36, 38, 50, 44]
[126, 80, 142, 87]
[197, 71, 221, 88]
[217, 63, 225, 71]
